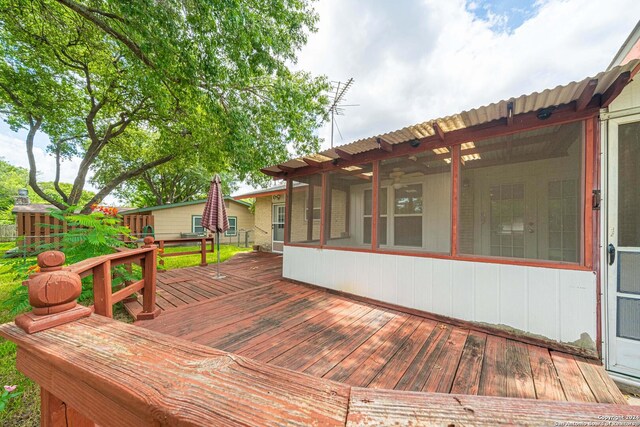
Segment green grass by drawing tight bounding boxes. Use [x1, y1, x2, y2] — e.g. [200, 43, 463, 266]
[0, 244, 39, 426]
[0, 242, 250, 425]
[159, 244, 251, 270]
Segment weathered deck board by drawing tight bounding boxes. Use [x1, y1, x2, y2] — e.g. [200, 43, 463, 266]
[124, 252, 282, 317]
[133, 252, 626, 404]
[0, 316, 350, 427]
[346, 388, 637, 427]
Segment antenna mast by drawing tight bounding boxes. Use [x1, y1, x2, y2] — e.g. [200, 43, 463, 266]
[327, 78, 356, 148]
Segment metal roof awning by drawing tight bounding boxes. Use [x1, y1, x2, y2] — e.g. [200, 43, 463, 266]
[262, 59, 640, 177]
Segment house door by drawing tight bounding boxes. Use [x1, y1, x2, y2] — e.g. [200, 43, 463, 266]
[606, 115, 640, 380]
[272, 204, 285, 253]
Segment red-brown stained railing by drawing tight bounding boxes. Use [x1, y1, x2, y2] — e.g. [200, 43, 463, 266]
[15, 236, 160, 334]
[156, 237, 214, 268]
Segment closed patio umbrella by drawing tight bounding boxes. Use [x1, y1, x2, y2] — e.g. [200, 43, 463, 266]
[202, 174, 229, 279]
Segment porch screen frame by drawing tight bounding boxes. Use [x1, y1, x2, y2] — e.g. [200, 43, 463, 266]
[284, 116, 597, 272]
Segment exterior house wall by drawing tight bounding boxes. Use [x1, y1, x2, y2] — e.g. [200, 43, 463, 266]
[254, 196, 275, 251]
[151, 201, 254, 240]
[283, 245, 597, 348]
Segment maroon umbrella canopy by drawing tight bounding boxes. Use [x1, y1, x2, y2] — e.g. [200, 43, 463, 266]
[202, 175, 229, 234]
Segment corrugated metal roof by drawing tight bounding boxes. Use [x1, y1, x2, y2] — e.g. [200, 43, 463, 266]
[264, 59, 640, 173]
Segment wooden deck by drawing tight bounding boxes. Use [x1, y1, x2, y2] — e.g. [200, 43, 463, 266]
[124, 252, 282, 317]
[136, 252, 626, 404]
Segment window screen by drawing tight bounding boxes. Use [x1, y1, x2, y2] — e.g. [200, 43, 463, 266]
[458, 122, 583, 262]
[326, 164, 373, 248]
[379, 150, 451, 253]
[288, 176, 322, 244]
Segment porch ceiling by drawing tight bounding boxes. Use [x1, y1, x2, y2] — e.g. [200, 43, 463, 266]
[262, 59, 640, 176]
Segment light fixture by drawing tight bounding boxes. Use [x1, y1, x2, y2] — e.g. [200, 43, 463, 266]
[332, 158, 339, 166]
[410, 139, 421, 148]
[536, 106, 556, 120]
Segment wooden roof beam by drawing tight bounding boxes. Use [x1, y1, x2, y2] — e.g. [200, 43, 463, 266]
[260, 168, 283, 177]
[302, 158, 323, 168]
[277, 165, 297, 173]
[334, 148, 353, 160]
[576, 79, 598, 111]
[377, 137, 394, 152]
[600, 71, 630, 108]
[432, 122, 445, 141]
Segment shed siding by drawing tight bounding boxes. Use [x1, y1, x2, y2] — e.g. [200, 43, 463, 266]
[283, 245, 597, 348]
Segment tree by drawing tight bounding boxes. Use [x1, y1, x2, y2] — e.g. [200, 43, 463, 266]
[0, 0, 329, 213]
[109, 160, 237, 207]
[0, 158, 95, 223]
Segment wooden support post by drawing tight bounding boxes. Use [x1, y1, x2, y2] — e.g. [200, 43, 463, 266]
[451, 145, 460, 256]
[92, 260, 113, 318]
[285, 179, 293, 244]
[200, 238, 208, 267]
[307, 184, 314, 241]
[320, 173, 333, 246]
[137, 237, 160, 321]
[41, 387, 94, 427]
[371, 161, 379, 250]
[15, 251, 92, 334]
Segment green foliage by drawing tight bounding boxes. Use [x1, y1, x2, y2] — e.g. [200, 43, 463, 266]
[1, 207, 135, 314]
[106, 157, 237, 208]
[0, 0, 330, 212]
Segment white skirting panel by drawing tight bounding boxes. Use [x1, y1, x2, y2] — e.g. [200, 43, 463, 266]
[283, 246, 597, 346]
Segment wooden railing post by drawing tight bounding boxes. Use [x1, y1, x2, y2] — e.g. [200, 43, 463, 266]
[92, 260, 113, 318]
[15, 251, 92, 334]
[200, 237, 207, 267]
[137, 236, 161, 320]
[41, 387, 94, 427]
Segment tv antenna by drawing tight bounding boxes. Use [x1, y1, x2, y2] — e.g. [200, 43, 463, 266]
[327, 78, 358, 148]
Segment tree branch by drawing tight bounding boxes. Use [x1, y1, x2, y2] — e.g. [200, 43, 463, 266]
[54, 0, 155, 69]
[80, 154, 175, 213]
[25, 117, 68, 210]
[53, 143, 69, 203]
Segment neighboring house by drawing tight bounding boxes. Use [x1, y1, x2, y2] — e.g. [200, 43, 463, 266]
[255, 30, 640, 387]
[123, 197, 254, 242]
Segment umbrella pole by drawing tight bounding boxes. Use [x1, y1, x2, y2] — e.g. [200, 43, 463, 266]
[215, 231, 225, 279]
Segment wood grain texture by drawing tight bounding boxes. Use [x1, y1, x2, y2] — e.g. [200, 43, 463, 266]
[131, 253, 624, 405]
[2, 316, 350, 427]
[346, 388, 637, 427]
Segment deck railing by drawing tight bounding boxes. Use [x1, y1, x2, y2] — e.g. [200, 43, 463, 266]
[15, 236, 160, 333]
[156, 236, 214, 268]
[2, 245, 635, 426]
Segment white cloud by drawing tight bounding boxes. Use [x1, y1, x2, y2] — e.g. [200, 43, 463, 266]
[296, 0, 638, 151]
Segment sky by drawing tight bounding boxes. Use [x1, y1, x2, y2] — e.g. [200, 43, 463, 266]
[0, 0, 637, 203]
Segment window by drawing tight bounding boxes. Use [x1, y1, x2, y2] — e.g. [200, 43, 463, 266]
[379, 150, 451, 253]
[326, 163, 373, 247]
[192, 215, 204, 234]
[458, 121, 583, 263]
[289, 175, 322, 244]
[225, 217, 237, 236]
[304, 192, 322, 221]
[363, 187, 387, 245]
